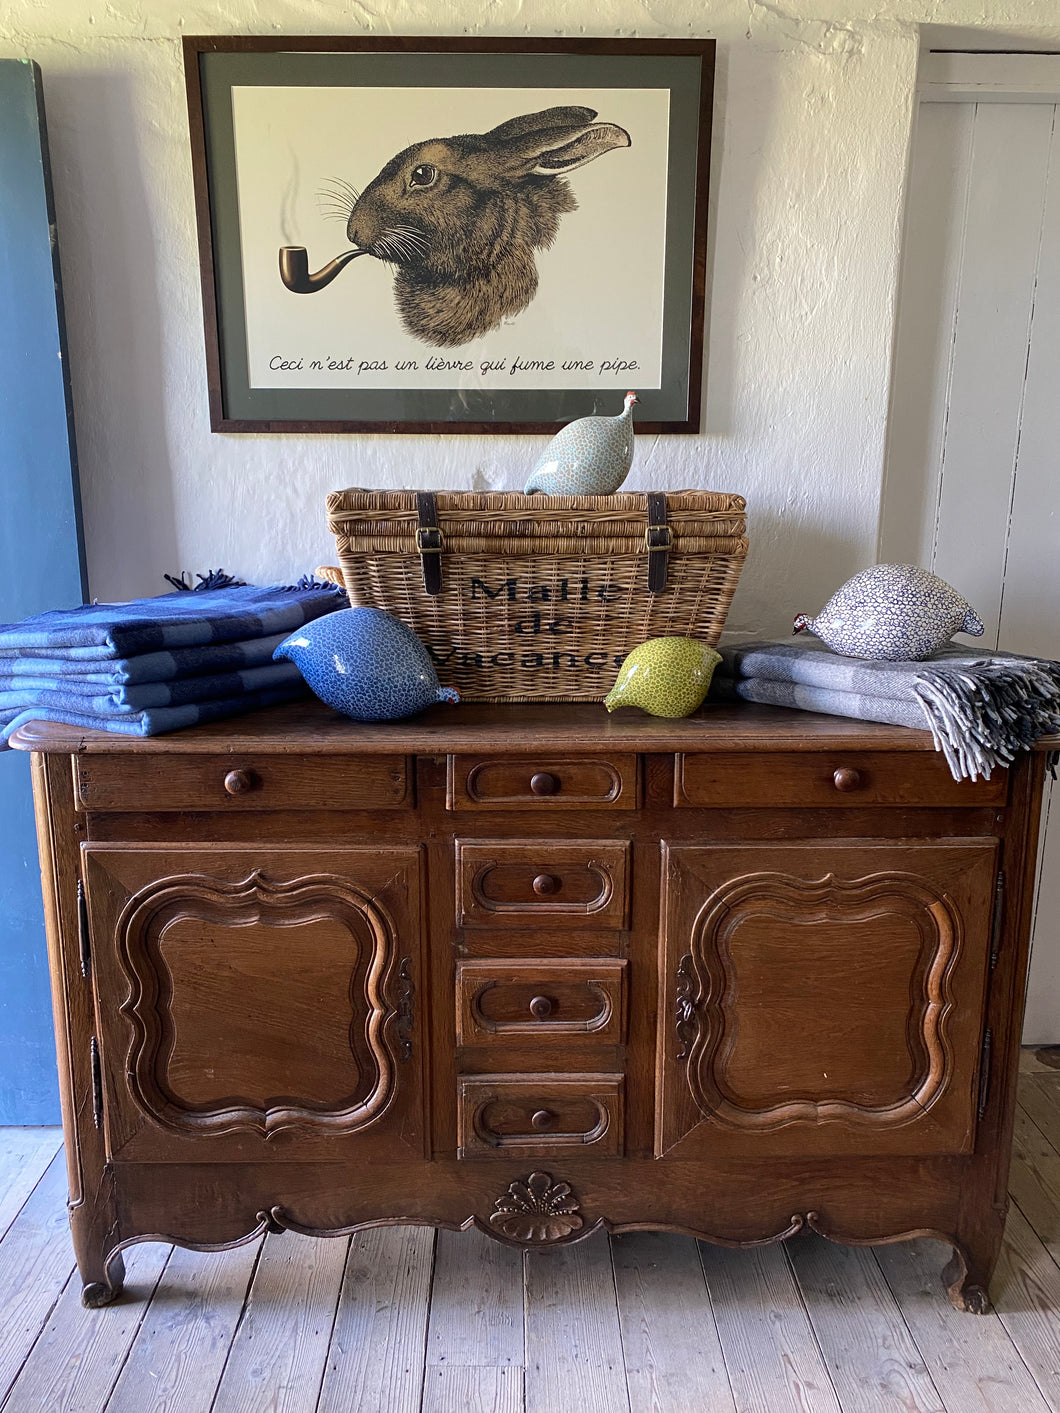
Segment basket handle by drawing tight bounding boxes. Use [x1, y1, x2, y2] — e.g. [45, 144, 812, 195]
[646, 492, 672, 593]
[416, 491, 444, 596]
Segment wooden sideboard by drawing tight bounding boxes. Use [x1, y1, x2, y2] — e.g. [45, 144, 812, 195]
[11, 700, 1053, 1312]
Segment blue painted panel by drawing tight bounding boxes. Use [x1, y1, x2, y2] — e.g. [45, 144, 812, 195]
[0, 60, 87, 1123]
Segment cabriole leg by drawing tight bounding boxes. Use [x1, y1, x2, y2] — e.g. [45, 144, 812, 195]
[941, 1222, 1004, 1315]
[80, 1251, 126, 1309]
[71, 1202, 126, 1308]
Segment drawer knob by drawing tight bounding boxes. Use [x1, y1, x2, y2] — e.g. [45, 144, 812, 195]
[224, 769, 256, 796]
[531, 1109, 555, 1131]
[832, 767, 862, 792]
[530, 772, 559, 796]
[529, 995, 554, 1020]
[533, 874, 560, 896]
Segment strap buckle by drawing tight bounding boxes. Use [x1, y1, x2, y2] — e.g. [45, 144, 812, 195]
[415, 491, 444, 596]
[645, 491, 670, 593]
[644, 525, 673, 552]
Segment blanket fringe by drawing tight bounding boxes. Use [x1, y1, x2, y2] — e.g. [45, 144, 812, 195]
[279, 573, 348, 599]
[912, 659, 1060, 781]
[162, 570, 346, 598]
[164, 570, 247, 593]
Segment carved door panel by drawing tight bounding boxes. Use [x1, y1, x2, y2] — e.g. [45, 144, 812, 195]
[658, 840, 998, 1159]
[83, 846, 423, 1163]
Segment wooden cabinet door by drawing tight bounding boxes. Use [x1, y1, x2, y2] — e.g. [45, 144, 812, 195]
[83, 846, 423, 1163]
[658, 840, 999, 1159]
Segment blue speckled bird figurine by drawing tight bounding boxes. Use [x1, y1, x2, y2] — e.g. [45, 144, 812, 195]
[274, 607, 459, 721]
[524, 391, 638, 496]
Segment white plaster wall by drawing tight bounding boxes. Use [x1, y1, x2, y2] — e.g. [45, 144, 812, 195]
[1, 0, 1056, 634]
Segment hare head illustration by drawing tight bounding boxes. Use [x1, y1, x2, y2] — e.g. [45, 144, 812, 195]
[278, 107, 631, 347]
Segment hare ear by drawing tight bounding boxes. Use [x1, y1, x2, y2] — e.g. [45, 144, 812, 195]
[531, 122, 631, 175]
[481, 108, 631, 179]
[484, 106, 599, 150]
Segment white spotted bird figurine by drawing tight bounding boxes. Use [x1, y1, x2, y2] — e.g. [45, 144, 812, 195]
[524, 392, 638, 496]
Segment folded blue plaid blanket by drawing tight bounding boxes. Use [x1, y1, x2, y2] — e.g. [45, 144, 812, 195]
[0, 579, 346, 660]
[0, 683, 308, 747]
[0, 574, 345, 749]
[0, 661, 304, 714]
[0, 632, 291, 684]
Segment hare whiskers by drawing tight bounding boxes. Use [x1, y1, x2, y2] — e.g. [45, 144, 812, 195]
[376, 226, 431, 263]
[316, 199, 356, 224]
[386, 225, 431, 258]
[319, 178, 361, 207]
[373, 234, 407, 264]
[316, 179, 362, 225]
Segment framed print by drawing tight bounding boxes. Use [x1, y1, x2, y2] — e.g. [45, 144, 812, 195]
[183, 36, 715, 433]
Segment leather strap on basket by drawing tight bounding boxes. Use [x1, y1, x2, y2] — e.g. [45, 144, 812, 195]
[645, 492, 672, 593]
[415, 491, 443, 596]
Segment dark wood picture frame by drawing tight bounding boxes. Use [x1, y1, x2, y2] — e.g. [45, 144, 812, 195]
[183, 35, 714, 435]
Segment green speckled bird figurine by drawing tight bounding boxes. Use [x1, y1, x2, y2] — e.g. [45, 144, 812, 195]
[604, 637, 722, 718]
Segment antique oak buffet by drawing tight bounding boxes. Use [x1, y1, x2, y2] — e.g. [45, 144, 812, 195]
[11, 699, 1052, 1312]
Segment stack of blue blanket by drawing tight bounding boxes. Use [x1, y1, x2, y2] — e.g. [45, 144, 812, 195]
[0, 573, 347, 748]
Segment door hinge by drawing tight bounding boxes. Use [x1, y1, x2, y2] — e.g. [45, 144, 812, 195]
[77, 879, 91, 979]
[977, 1027, 993, 1122]
[90, 1036, 103, 1130]
[396, 956, 414, 1062]
[989, 870, 1005, 971]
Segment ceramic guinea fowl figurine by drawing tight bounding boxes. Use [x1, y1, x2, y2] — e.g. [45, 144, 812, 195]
[275, 607, 459, 721]
[524, 392, 638, 496]
[794, 564, 985, 661]
[605, 638, 722, 718]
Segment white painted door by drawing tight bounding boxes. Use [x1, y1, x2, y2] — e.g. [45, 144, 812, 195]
[880, 55, 1060, 1042]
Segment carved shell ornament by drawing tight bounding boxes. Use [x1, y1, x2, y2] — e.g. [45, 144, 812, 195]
[489, 1172, 584, 1242]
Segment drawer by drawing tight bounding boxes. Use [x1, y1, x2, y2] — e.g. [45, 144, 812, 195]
[456, 840, 630, 928]
[674, 751, 1008, 809]
[457, 1074, 623, 1158]
[73, 753, 410, 812]
[456, 959, 627, 1046]
[449, 754, 638, 810]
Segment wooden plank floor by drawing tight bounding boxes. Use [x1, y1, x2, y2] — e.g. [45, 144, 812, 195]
[3, 1056, 1060, 1413]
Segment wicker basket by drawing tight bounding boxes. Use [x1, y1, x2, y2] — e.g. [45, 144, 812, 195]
[325, 490, 748, 702]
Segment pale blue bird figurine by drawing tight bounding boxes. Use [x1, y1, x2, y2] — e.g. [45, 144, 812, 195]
[524, 391, 638, 496]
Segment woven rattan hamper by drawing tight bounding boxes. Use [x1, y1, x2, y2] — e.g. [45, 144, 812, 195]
[325, 490, 747, 702]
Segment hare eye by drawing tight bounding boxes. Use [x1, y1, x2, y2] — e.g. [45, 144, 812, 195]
[409, 164, 437, 189]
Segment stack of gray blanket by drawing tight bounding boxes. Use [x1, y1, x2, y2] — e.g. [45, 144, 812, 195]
[711, 636, 1060, 781]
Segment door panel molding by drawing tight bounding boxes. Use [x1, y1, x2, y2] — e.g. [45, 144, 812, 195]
[114, 870, 400, 1140]
[657, 840, 998, 1159]
[680, 869, 960, 1131]
[83, 845, 425, 1162]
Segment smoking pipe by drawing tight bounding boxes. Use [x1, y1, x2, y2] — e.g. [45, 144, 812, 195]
[278, 245, 366, 294]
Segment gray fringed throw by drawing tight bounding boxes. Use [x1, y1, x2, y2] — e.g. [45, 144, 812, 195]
[711, 638, 1060, 782]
